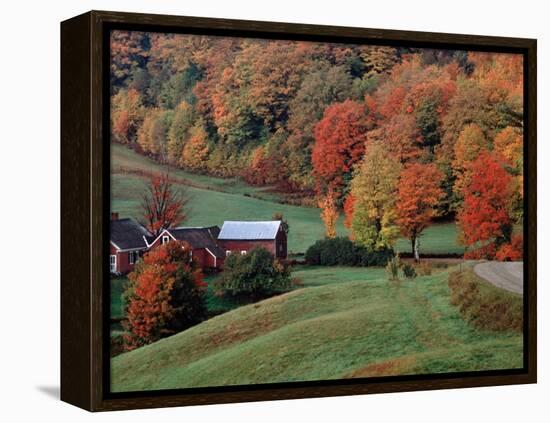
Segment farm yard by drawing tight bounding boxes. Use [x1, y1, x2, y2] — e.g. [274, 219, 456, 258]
[111, 263, 523, 392]
[112, 144, 464, 256]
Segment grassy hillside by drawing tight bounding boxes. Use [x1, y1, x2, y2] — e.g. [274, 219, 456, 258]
[111, 144, 464, 255]
[111, 265, 522, 392]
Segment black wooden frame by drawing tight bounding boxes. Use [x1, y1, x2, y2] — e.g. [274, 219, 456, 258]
[61, 10, 537, 411]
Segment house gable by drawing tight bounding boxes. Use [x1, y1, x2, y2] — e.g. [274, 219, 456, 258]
[110, 217, 152, 251]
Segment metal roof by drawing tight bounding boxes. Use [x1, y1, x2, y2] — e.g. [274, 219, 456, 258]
[218, 221, 281, 240]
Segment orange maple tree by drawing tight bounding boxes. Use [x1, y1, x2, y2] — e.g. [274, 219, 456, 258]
[124, 241, 207, 351]
[458, 151, 513, 259]
[312, 100, 372, 198]
[396, 163, 444, 260]
[318, 191, 339, 239]
[343, 194, 355, 234]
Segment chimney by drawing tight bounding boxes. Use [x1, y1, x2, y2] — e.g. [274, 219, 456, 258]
[111, 212, 119, 221]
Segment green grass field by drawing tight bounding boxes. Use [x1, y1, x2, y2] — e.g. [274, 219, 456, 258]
[111, 264, 522, 392]
[111, 144, 464, 255]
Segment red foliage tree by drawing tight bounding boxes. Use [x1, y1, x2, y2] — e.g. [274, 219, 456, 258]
[141, 172, 188, 237]
[367, 114, 424, 164]
[396, 163, 444, 260]
[312, 100, 372, 198]
[241, 145, 279, 186]
[124, 241, 207, 351]
[458, 151, 514, 259]
[495, 234, 523, 262]
[379, 86, 407, 118]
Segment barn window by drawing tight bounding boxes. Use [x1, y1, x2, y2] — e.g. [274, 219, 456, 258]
[226, 250, 231, 257]
[241, 250, 247, 255]
[162, 235, 170, 245]
[129, 251, 135, 265]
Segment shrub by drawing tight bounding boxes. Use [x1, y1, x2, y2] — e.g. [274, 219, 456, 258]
[123, 241, 207, 351]
[355, 247, 395, 267]
[305, 237, 393, 267]
[386, 254, 401, 281]
[215, 247, 291, 299]
[402, 263, 417, 279]
[448, 269, 522, 332]
[415, 260, 433, 276]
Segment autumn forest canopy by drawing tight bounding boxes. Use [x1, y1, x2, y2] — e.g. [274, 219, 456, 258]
[110, 30, 524, 260]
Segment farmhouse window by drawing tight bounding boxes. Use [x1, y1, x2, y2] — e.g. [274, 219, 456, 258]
[129, 251, 136, 265]
[241, 250, 247, 255]
[226, 250, 231, 257]
[109, 255, 116, 273]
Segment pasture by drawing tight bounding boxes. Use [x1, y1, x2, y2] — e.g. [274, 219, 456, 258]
[111, 264, 522, 391]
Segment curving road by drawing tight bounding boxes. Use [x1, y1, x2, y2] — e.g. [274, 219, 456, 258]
[473, 261, 523, 295]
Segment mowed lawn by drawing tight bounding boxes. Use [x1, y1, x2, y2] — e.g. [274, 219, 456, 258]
[111, 265, 522, 392]
[111, 144, 464, 255]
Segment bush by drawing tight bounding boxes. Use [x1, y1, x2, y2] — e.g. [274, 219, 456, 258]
[402, 263, 417, 279]
[415, 261, 433, 276]
[448, 269, 522, 332]
[386, 254, 401, 281]
[305, 237, 393, 267]
[215, 247, 291, 299]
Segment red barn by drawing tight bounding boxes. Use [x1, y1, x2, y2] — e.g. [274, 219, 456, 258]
[109, 214, 153, 275]
[148, 226, 226, 270]
[217, 221, 287, 259]
[109, 215, 287, 275]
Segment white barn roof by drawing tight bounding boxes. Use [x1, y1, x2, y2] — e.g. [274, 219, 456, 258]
[218, 221, 281, 240]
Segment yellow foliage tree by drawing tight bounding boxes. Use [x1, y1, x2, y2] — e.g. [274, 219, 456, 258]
[452, 123, 490, 197]
[137, 108, 169, 158]
[181, 123, 210, 172]
[111, 88, 144, 144]
[494, 126, 524, 220]
[318, 191, 339, 239]
[167, 101, 195, 164]
[350, 142, 401, 250]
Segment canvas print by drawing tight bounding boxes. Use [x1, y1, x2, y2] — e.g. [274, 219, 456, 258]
[108, 30, 524, 393]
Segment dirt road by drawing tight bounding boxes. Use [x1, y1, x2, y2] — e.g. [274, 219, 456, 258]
[473, 261, 523, 295]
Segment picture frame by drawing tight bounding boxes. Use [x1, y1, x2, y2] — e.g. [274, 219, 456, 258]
[61, 10, 537, 411]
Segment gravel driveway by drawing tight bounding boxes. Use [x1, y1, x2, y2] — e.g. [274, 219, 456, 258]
[473, 261, 523, 295]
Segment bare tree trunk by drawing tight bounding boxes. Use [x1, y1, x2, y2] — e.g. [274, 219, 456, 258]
[414, 237, 420, 262]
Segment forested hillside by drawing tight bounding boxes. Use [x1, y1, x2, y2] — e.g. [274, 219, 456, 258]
[110, 31, 524, 259]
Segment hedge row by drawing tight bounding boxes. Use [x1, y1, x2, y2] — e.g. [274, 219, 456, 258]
[305, 237, 393, 267]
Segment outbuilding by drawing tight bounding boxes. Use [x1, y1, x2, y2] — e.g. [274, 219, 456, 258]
[217, 221, 287, 259]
